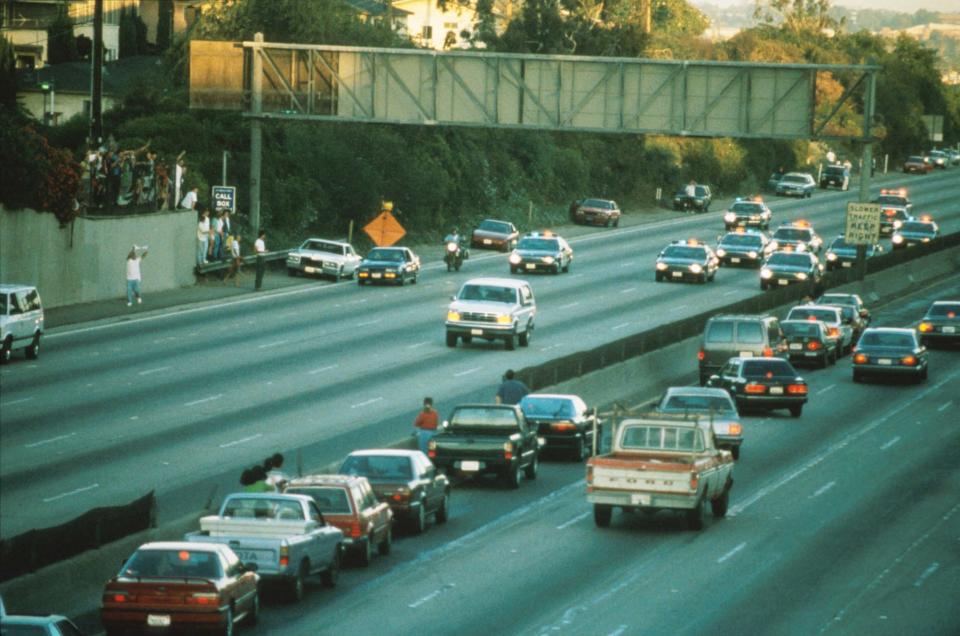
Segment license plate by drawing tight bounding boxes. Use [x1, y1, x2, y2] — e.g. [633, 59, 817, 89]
[483, 239, 492, 245]
[372, 272, 382, 279]
[460, 460, 480, 472]
[842, 262, 852, 268]
[739, 351, 754, 357]
[470, 328, 483, 336]
[778, 279, 789, 285]
[731, 257, 741, 263]
[878, 358, 893, 365]
[944, 326, 956, 334]
[147, 615, 171, 627]
[671, 271, 682, 278]
[630, 493, 651, 506]
[805, 352, 817, 357]
[304, 266, 317, 273]
[526, 263, 536, 269]
[769, 386, 784, 395]
[789, 343, 802, 350]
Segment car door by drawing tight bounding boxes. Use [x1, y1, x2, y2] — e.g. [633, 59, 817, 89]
[305, 500, 337, 568]
[519, 284, 535, 327]
[517, 413, 537, 464]
[10, 292, 27, 342]
[715, 359, 741, 394]
[361, 481, 390, 538]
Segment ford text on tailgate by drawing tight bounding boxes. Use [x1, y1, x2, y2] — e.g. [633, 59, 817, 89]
[586, 415, 734, 530]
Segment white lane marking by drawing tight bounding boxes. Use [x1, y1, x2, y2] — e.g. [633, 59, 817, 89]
[620, 287, 637, 294]
[184, 394, 223, 407]
[811, 481, 836, 498]
[913, 562, 940, 588]
[358, 319, 381, 327]
[138, 366, 171, 376]
[612, 322, 631, 331]
[817, 383, 837, 395]
[43, 483, 99, 503]
[556, 511, 591, 530]
[880, 436, 901, 450]
[560, 302, 580, 309]
[408, 583, 456, 609]
[454, 367, 482, 377]
[1, 397, 34, 407]
[717, 542, 747, 563]
[308, 364, 339, 375]
[731, 371, 958, 518]
[937, 401, 953, 412]
[673, 304, 688, 311]
[25, 432, 76, 448]
[406, 341, 430, 349]
[351, 397, 383, 409]
[723, 289, 740, 296]
[607, 627, 629, 636]
[541, 343, 564, 352]
[567, 273, 584, 279]
[257, 339, 289, 349]
[619, 261, 636, 267]
[220, 434, 263, 449]
[821, 502, 960, 633]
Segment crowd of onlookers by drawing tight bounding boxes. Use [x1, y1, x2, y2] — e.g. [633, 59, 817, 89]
[80, 140, 186, 212]
[240, 453, 289, 492]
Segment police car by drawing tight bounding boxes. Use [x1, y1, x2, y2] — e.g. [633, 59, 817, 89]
[823, 235, 883, 270]
[760, 250, 823, 290]
[722, 196, 772, 230]
[891, 216, 938, 249]
[655, 239, 719, 283]
[715, 228, 773, 268]
[769, 220, 822, 255]
[873, 189, 913, 236]
[508, 231, 574, 274]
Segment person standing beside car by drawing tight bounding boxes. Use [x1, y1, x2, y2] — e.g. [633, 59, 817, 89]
[413, 397, 439, 454]
[495, 369, 529, 405]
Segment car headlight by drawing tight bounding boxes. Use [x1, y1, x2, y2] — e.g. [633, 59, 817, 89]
[656, 262, 668, 271]
[724, 213, 736, 222]
[447, 310, 461, 321]
[496, 314, 512, 325]
[288, 254, 301, 263]
[796, 272, 808, 280]
[542, 256, 555, 264]
[760, 268, 772, 279]
[716, 248, 727, 257]
[892, 234, 903, 244]
[795, 242, 807, 252]
[689, 263, 703, 273]
[893, 220, 903, 229]
[827, 252, 837, 261]
[769, 241, 779, 250]
[509, 253, 522, 264]
[747, 251, 758, 259]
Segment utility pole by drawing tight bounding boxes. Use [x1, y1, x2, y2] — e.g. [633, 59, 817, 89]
[89, 0, 103, 145]
[249, 32, 263, 237]
[855, 66, 877, 282]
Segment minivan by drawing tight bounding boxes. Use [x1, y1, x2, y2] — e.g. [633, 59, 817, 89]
[698, 314, 786, 385]
[1, 284, 44, 363]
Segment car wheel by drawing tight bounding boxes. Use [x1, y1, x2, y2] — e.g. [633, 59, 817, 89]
[574, 437, 587, 462]
[321, 549, 340, 588]
[25, 334, 40, 360]
[462, 335, 472, 344]
[358, 278, 366, 286]
[919, 366, 928, 382]
[789, 404, 803, 418]
[378, 527, 392, 556]
[760, 282, 768, 291]
[446, 332, 457, 348]
[412, 504, 427, 534]
[524, 454, 539, 480]
[435, 492, 449, 524]
[358, 538, 372, 567]
[819, 353, 828, 369]
[518, 324, 532, 347]
[563, 260, 570, 273]
[731, 446, 740, 461]
[604, 218, 611, 227]
[853, 370, 863, 383]
[221, 605, 234, 636]
[504, 464, 521, 489]
[288, 561, 307, 602]
[245, 591, 260, 626]
[711, 486, 730, 518]
[686, 496, 705, 531]
[614, 217, 620, 227]
[505, 333, 516, 351]
[594, 504, 612, 528]
[287, 268, 298, 277]
[411, 272, 418, 284]
[655, 272, 663, 282]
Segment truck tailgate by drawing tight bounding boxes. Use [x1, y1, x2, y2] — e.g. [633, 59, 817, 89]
[590, 455, 696, 495]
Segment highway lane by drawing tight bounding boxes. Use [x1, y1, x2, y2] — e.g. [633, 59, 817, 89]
[1, 169, 958, 537]
[239, 276, 960, 636]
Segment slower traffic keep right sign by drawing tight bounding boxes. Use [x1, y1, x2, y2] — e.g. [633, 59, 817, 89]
[844, 202, 881, 245]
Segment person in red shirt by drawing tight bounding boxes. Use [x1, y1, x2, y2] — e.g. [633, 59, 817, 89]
[413, 397, 438, 454]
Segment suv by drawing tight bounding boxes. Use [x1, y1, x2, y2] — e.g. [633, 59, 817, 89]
[446, 278, 536, 350]
[698, 314, 786, 386]
[1, 284, 44, 363]
[819, 164, 850, 190]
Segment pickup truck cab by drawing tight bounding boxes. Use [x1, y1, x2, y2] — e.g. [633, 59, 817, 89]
[586, 415, 734, 530]
[185, 493, 343, 602]
[428, 404, 541, 489]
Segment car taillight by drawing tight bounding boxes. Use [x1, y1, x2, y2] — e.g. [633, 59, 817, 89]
[504, 441, 514, 460]
[828, 327, 840, 338]
[689, 472, 700, 491]
[918, 322, 933, 333]
[901, 355, 917, 366]
[105, 591, 131, 603]
[853, 353, 868, 364]
[697, 349, 705, 361]
[186, 593, 219, 606]
[762, 347, 773, 357]
[806, 340, 821, 351]
[391, 488, 410, 503]
[551, 421, 576, 432]
[744, 383, 767, 394]
[787, 384, 808, 395]
[427, 439, 437, 459]
[280, 545, 289, 568]
[586, 465, 593, 484]
[728, 423, 742, 436]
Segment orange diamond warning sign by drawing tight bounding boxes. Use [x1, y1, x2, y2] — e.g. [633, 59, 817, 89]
[363, 211, 406, 247]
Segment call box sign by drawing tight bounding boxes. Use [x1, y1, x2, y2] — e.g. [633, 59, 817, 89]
[212, 185, 236, 214]
[844, 202, 881, 245]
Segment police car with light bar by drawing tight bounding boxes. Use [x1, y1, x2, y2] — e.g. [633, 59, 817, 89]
[760, 250, 823, 290]
[722, 197, 772, 230]
[823, 235, 883, 270]
[508, 231, 573, 274]
[891, 216, 938, 249]
[655, 239, 719, 283]
[715, 229, 773, 268]
[768, 221, 822, 255]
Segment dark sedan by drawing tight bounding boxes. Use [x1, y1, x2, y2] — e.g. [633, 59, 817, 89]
[471, 219, 519, 252]
[509, 232, 573, 274]
[339, 450, 450, 534]
[715, 230, 772, 268]
[769, 222, 822, 254]
[573, 198, 621, 227]
[518, 393, 597, 461]
[817, 292, 872, 328]
[356, 247, 420, 286]
[760, 251, 823, 290]
[707, 356, 808, 417]
[672, 184, 712, 212]
[852, 328, 928, 383]
[819, 164, 850, 190]
[781, 319, 838, 368]
[918, 300, 959, 347]
[655, 240, 719, 283]
[823, 235, 882, 270]
[722, 198, 772, 230]
[903, 155, 933, 174]
[891, 219, 939, 249]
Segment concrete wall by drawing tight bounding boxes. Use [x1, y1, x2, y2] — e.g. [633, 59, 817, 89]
[0, 206, 196, 309]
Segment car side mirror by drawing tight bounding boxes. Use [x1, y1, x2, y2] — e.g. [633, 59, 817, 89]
[707, 375, 720, 386]
[243, 562, 259, 573]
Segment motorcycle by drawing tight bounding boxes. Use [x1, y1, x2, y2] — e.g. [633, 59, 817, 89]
[444, 236, 466, 272]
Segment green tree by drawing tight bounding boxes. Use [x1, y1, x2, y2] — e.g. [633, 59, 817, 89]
[46, 2, 78, 64]
[0, 35, 18, 110]
[156, 0, 173, 52]
[753, 0, 841, 38]
[119, 8, 138, 58]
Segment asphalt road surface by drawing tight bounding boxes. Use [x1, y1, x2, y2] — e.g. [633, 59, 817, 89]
[0, 170, 957, 540]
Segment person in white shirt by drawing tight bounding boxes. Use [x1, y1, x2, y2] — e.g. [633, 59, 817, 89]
[180, 186, 198, 210]
[685, 180, 697, 198]
[254, 230, 267, 289]
[197, 210, 210, 266]
[126, 246, 147, 306]
[254, 230, 266, 254]
[224, 233, 243, 285]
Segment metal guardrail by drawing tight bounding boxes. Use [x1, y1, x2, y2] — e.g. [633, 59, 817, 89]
[194, 249, 290, 276]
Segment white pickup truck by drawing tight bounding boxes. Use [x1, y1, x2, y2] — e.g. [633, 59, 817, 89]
[185, 493, 343, 602]
[586, 415, 734, 531]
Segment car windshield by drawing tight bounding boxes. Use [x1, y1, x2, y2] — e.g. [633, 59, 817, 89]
[479, 220, 511, 233]
[341, 455, 413, 481]
[927, 303, 959, 318]
[302, 240, 343, 255]
[768, 253, 812, 267]
[782, 174, 808, 184]
[859, 332, 915, 348]
[662, 395, 735, 414]
[662, 246, 706, 259]
[122, 549, 222, 579]
[621, 425, 703, 452]
[366, 248, 403, 262]
[286, 487, 352, 514]
[900, 222, 934, 234]
[450, 407, 518, 428]
[730, 202, 762, 213]
[908, 156, 925, 163]
[741, 359, 797, 378]
[458, 284, 518, 303]
[788, 308, 838, 323]
[518, 238, 560, 251]
[722, 234, 762, 247]
[705, 321, 734, 343]
[876, 195, 908, 206]
[581, 199, 613, 209]
[519, 397, 575, 418]
[773, 228, 812, 241]
[824, 166, 846, 175]
[782, 321, 821, 337]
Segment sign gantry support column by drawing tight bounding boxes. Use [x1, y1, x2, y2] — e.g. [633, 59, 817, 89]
[249, 32, 264, 237]
[856, 66, 878, 282]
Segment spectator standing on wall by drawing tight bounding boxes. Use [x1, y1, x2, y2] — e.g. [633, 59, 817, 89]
[180, 186, 198, 211]
[495, 369, 529, 405]
[125, 245, 147, 307]
[254, 230, 267, 290]
[197, 210, 211, 266]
